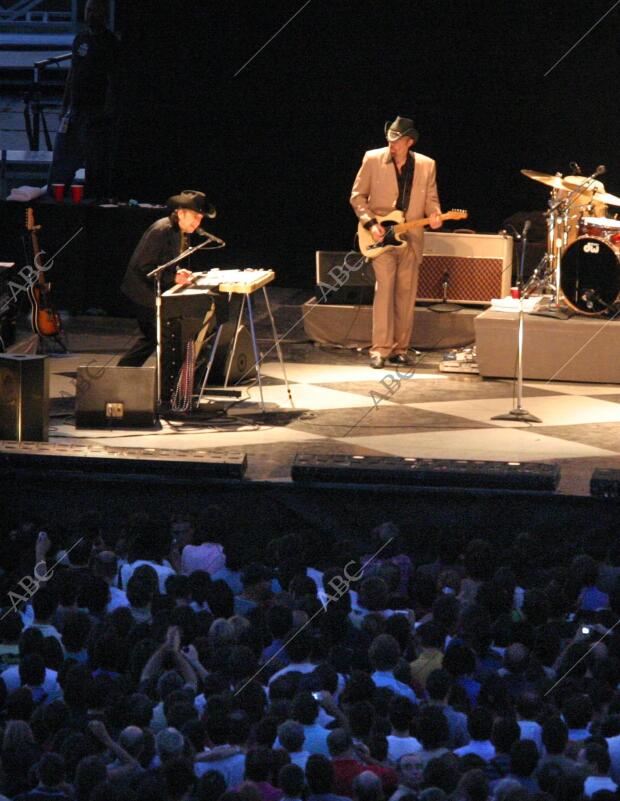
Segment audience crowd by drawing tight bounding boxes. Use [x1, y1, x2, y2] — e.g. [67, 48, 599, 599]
[0, 512, 619, 801]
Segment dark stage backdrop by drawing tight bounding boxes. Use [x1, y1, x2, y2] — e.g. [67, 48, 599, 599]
[113, 0, 619, 288]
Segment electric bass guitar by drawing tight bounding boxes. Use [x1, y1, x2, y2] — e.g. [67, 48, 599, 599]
[25, 207, 62, 337]
[357, 209, 468, 259]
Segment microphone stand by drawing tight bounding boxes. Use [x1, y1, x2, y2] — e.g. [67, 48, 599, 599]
[492, 223, 542, 424]
[147, 236, 223, 414]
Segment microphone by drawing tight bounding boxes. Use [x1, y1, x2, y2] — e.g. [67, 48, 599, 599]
[522, 219, 531, 237]
[569, 161, 582, 175]
[196, 227, 226, 246]
[595, 164, 606, 176]
[581, 289, 596, 309]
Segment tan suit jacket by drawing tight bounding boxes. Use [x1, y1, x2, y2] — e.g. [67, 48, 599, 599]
[350, 147, 441, 263]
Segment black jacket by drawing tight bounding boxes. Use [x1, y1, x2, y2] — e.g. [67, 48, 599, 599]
[120, 216, 182, 307]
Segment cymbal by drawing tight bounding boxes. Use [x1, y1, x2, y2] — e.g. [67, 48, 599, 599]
[593, 189, 620, 207]
[522, 168, 620, 207]
[561, 175, 605, 196]
[562, 176, 620, 206]
[521, 169, 566, 190]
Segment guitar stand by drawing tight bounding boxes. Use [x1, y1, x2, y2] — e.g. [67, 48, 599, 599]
[37, 334, 67, 355]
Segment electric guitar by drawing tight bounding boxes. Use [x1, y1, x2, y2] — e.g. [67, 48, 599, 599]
[357, 209, 468, 259]
[25, 207, 62, 337]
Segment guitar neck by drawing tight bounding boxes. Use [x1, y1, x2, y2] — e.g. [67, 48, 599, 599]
[393, 212, 453, 235]
[30, 229, 46, 286]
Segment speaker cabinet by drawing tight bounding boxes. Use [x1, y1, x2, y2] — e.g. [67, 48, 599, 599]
[75, 366, 157, 428]
[418, 232, 513, 305]
[0, 355, 49, 441]
[315, 251, 375, 305]
[204, 323, 256, 385]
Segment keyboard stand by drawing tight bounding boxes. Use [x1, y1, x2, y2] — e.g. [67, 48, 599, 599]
[196, 282, 294, 414]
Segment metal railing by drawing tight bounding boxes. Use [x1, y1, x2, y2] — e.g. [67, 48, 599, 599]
[0, 0, 78, 26]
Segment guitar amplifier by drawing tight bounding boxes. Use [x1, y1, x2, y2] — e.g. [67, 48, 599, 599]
[418, 232, 513, 305]
[75, 366, 157, 428]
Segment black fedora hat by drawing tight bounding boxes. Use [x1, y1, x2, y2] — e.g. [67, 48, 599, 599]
[167, 189, 216, 218]
[384, 116, 419, 143]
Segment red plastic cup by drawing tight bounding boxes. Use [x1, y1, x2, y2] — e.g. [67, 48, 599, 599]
[510, 286, 520, 299]
[52, 183, 64, 201]
[70, 184, 84, 203]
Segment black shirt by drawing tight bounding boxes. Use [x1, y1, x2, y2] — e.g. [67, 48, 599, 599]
[393, 153, 415, 212]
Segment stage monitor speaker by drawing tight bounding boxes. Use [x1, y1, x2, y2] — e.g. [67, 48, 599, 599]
[0, 440, 247, 481]
[418, 232, 513, 305]
[205, 323, 256, 385]
[315, 251, 375, 305]
[291, 454, 560, 492]
[75, 366, 157, 428]
[0, 354, 49, 441]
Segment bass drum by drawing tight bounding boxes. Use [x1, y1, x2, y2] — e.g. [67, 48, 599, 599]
[561, 236, 620, 315]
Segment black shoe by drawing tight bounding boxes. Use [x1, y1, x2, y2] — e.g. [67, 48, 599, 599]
[369, 354, 385, 369]
[389, 353, 415, 366]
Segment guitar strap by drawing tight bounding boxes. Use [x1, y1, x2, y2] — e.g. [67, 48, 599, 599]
[394, 152, 415, 213]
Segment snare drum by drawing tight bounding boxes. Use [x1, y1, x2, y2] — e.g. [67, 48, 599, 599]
[579, 216, 620, 244]
[561, 236, 620, 315]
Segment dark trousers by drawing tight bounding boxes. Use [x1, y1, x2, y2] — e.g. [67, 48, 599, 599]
[48, 109, 114, 199]
[118, 306, 156, 367]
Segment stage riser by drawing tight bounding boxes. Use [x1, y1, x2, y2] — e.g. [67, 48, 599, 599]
[475, 310, 620, 383]
[302, 300, 477, 350]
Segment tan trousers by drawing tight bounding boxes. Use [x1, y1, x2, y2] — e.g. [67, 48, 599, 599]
[370, 244, 419, 358]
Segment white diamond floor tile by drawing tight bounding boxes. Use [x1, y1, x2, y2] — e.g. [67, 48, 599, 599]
[260, 363, 444, 384]
[406, 394, 620, 427]
[339, 428, 618, 461]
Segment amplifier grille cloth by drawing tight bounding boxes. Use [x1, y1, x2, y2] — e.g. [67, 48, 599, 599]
[418, 256, 507, 303]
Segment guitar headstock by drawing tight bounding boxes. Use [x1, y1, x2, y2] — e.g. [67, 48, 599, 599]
[25, 206, 41, 233]
[445, 209, 468, 221]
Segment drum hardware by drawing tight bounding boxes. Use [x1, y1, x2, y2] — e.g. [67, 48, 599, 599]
[522, 164, 616, 319]
[492, 220, 542, 424]
[522, 252, 556, 298]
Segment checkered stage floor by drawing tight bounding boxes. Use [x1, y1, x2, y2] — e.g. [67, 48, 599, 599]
[48, 342, 620, 497]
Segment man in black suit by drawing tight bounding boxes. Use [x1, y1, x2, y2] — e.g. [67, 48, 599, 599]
[118, 190, 212, 367]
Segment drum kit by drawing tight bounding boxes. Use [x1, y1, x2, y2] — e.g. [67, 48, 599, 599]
[521, 167, 620, 315]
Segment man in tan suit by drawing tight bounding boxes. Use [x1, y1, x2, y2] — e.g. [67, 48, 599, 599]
[351, 117, 442, 368]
